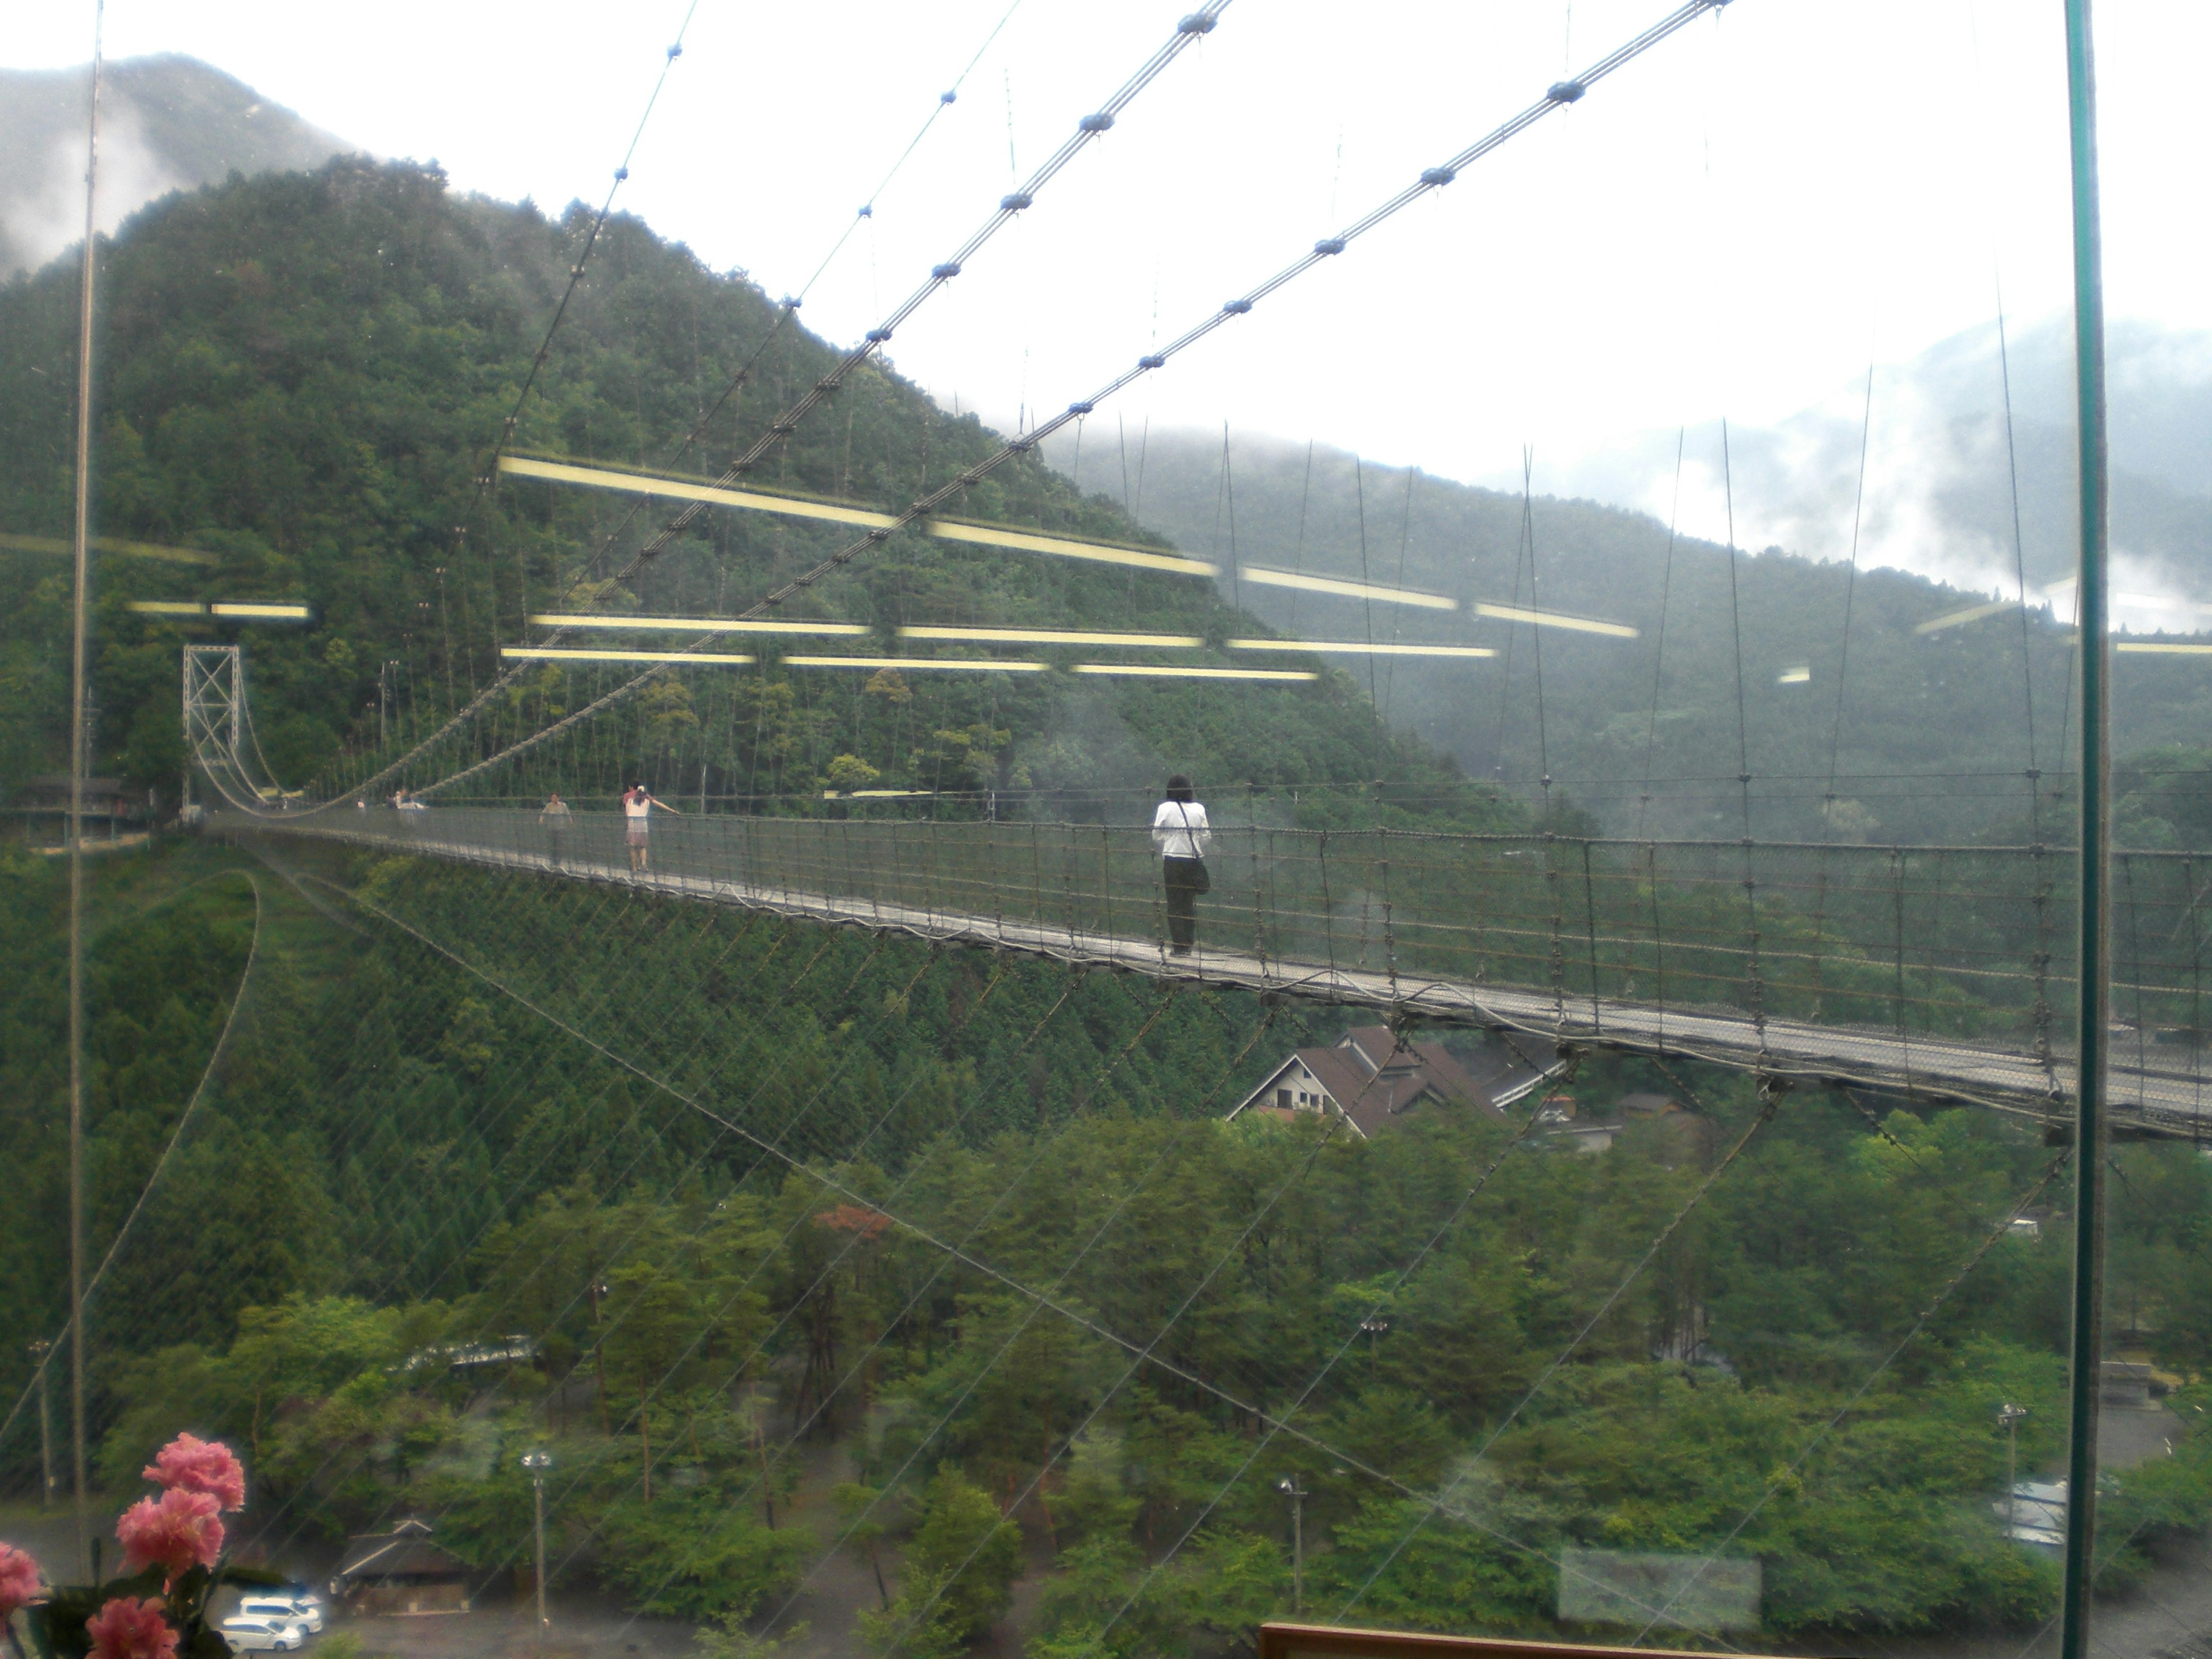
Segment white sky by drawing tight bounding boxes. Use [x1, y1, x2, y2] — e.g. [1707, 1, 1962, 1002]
[6, 0, 2207, 512]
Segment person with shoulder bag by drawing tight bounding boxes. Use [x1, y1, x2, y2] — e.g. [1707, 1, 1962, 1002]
[1150, 774, 1213, 956]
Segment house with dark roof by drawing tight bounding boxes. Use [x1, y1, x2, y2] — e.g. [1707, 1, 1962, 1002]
[329, 1518, 472, 1615]
[1226, 1025, 1514, 1138]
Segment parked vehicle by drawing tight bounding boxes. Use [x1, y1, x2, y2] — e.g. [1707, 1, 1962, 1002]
[219, 1616, 305, 1653]
[239, 1596, 323, 1634]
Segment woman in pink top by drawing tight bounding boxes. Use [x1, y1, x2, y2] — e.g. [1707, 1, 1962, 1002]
[622, 781, 680, 872]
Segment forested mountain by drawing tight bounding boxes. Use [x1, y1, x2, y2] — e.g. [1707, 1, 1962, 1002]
[0, 156, 1510, 832]
[1052, 426, 2212, 843]
[0, 56, 349, 278]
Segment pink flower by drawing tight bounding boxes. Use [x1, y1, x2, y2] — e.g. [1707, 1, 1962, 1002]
[115, 1490, 223, 1582]
[86, 1597, 179, 1659]
[0, 1543, 41, 1618]
[142, 1434, 245, 1512]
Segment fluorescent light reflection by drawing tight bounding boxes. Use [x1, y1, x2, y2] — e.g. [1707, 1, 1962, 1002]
[1778, 665, 1812, 684]
[1227, 638, 1494, 658]
[2118, 642, 2212, 656]
[502, 456, 1219, 579]
[1240, 567, 1457, 609]
[502, 647, 756, 665]
[128, 601, 206, 616]
[837, 789, 934, 798]
[530, 613, 868, 636]
[1914, 599, 2014, 635]
[207, 602, 311, 619]
[786, 656, 1048, 673]
[1472, 603, 1638, 638]
[3, 532, 218, 566]
[924, 520, 1217, 576]
[501, 455, 897, 529]
[1070, 664, 1317, 682]
[899, 625, 1203, 647]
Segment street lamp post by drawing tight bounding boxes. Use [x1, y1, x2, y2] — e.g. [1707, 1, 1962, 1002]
[521, 1450, 553, 1636]
[1359, 1315, 1390, 1374]
[1278, 1474, 1308, 1615]
[1998, 1404, 2029, 1537]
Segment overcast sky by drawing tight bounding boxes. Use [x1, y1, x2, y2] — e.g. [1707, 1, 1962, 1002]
[7, 0, 2207, 527]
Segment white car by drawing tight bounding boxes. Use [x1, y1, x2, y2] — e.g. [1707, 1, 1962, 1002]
[219, 1616, 305, 1653]
[238, 1597, 324, 1634]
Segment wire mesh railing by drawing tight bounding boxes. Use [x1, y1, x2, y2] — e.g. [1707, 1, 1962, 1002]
[209, 807, 2212, 1121]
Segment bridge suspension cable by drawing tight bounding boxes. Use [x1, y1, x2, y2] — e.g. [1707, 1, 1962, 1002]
[402, 0, 1732, 802]
[301, 0, 1233, 816]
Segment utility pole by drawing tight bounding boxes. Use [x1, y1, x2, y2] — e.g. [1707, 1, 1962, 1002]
[1277, 1474, 1308, 1615]
[521, 1449, 552, 1637]
[66, 0, 106, 1582]
[28, 1339, 54, 1508]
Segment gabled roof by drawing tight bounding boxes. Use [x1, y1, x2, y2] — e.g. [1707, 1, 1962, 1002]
[337, 1518, 468, 1583]
[1229, 1028, 1509, 1137]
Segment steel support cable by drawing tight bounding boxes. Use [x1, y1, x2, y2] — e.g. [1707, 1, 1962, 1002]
[1088, 1051, 1584, 1650]
[252, 887, 788, 1375]
[339, 904, 815, 1309]
[529, 0, 1028, 613]
[1808, 349, 1875, 1017]
[238, 903, 907, 1559]
[1718, 418, 1769, 1062]
[1633, 429, 1686, 840]
[418, 5, 703, 721]
[324, 892, 1478, 1582]
[406, 0, 1726, 800]
[1630, 1145, 2074, 1642]
[745, 995, 1304, 1650]
[293, 882, 796, 1329]
[539, 975, 1200, 1604]
[0, 869, 261, 1457]
[300, 934, 938, 1559]
[1332, 1084, 1783, 1621]
[302, 7, 706, 812]
[586, 0, 1233, 602]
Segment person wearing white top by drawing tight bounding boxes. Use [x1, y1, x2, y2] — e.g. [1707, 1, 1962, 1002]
[1149, 774, 1212, 956]
[622, 781, 680, 872]
[539, 791, 573, 870]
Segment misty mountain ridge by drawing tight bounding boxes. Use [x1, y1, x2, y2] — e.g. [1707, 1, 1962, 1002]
[1, 55, 349, 278]
[1041, 388, 2212, 843]
[1532, 314, 2212, 635]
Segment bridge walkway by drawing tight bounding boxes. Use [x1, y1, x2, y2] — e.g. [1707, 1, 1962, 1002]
[218, 807, 2212, 1135]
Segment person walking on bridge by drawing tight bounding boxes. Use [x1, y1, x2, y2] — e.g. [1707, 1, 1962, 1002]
[539, 791, 572, 870]
[1151, 774, 1212, 957]
[622, 781, 680, 874]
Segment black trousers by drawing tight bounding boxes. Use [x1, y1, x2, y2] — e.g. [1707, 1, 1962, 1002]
[1162, 857, 1205, 948]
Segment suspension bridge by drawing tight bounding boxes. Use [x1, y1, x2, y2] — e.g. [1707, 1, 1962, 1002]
[163, 0, 2157, 1150]
[207, 799, 2212, 1136]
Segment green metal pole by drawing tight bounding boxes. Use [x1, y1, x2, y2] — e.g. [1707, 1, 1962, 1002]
[2059, 0, 2109, 1653]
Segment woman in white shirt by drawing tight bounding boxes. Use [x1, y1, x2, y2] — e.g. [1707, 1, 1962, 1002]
[1149, 774, 1212, 956]
[622, 781, 679, 872]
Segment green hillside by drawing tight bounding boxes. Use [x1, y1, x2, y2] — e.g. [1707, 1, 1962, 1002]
[1059, 428, 2212, 844]
[0, 157, 1514, 833]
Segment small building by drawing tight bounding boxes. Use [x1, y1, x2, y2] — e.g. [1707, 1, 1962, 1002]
[1228, 1025, 1506, 1138]
[3, 776, 154, 846]
[330, 1518, 472, 1616]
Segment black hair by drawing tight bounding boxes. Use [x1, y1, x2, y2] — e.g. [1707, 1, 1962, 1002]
[1165, 774, 1194, 803]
